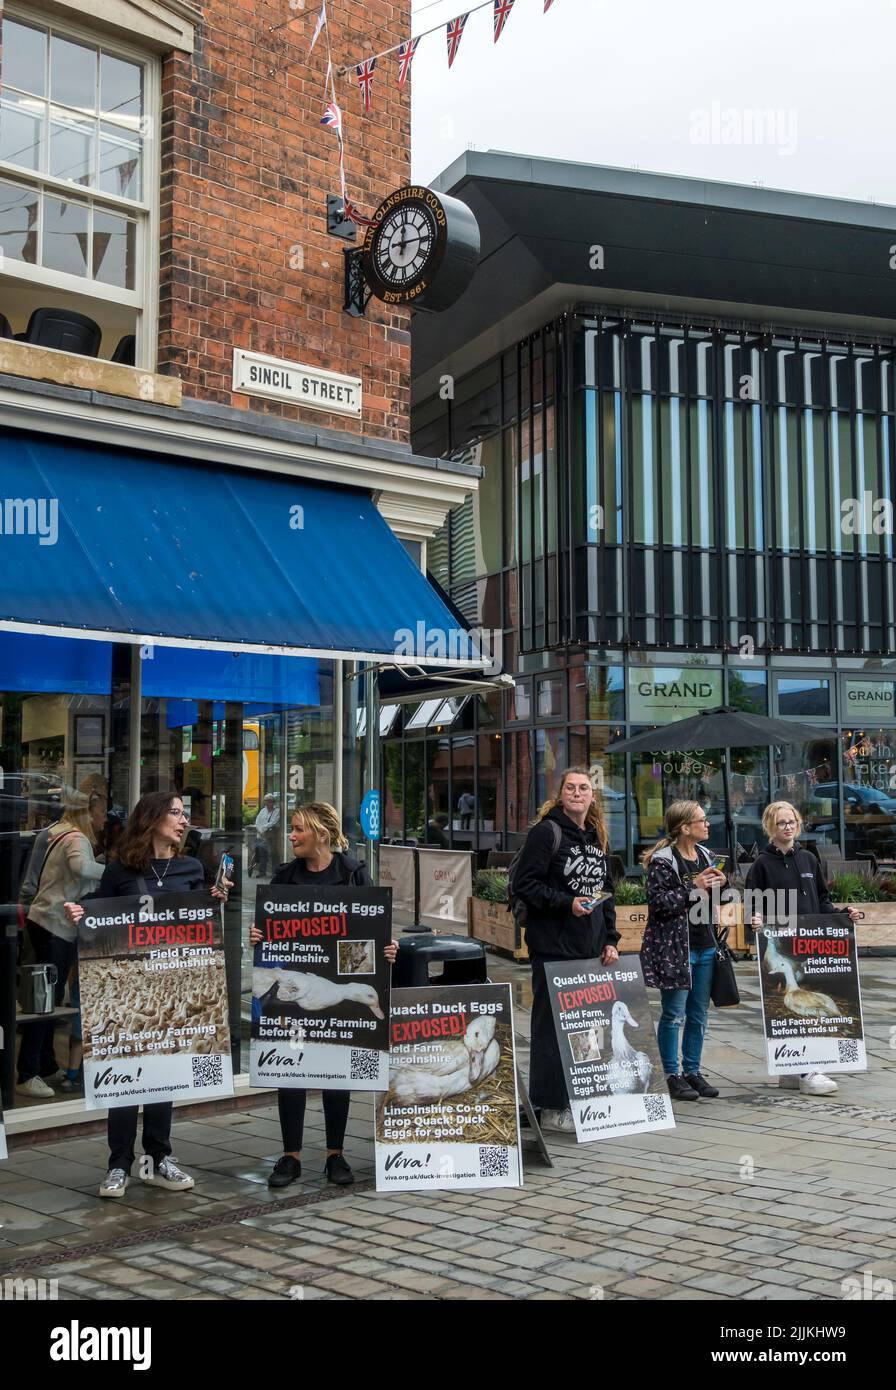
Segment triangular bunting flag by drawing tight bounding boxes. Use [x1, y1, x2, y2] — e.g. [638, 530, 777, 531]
[309, 1, 326, 52]
[321, 101, 343, 137]
[356, 56, 378, 112]
[397, 37, 420, 87]
[493, 0, 515, 42]
[544, 0, 556, 10]
[446, 13, 469, 68]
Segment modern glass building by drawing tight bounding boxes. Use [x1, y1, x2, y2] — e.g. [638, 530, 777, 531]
[389, 154, 896, 868]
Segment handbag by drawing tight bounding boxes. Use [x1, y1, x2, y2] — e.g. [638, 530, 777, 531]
[710, 925, 741, 1008]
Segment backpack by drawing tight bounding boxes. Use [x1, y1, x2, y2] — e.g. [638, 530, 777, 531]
[507, 818, 562, 927]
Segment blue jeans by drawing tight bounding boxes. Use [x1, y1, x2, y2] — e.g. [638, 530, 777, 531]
[658, 947, 716, 1076]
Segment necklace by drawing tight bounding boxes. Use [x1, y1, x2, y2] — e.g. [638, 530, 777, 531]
[150, 856, 174, 889]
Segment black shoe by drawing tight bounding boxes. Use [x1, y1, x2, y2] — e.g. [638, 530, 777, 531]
[667, 1074, 700, 1101]
[684, 1071, 719, 1098]
[268, 1155, 301, 1188]
[325, 1154, 354, 1186]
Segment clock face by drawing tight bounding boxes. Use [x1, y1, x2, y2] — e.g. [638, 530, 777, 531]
[371, 204, 437, 288]
[362, 185, 479, 310]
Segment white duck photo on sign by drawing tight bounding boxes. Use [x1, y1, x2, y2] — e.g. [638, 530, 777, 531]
[252, 967, 384, 1019]
[606, 1000, 653, 1094]
[387, 1014, 501, 1104]
[761, 933, 840, 1019]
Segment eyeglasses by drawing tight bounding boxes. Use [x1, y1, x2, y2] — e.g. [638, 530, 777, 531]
[776, 820, 797, 829]
[689, 817, 710, 826]
[169, 808, 190, 821]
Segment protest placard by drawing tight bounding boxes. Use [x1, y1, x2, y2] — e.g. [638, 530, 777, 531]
[757, 914, 867, 1074]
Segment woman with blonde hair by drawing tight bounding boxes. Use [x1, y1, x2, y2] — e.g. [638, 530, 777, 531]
[511, 767, 619, 1133]
[640, 800, 726, 1102]
[746, 799, 858, 1097]
[16, 789, 106, 1099]
[250, 801, 397, 1187]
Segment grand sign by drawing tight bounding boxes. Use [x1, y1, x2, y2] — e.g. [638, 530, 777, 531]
[628, 667, 723, 724]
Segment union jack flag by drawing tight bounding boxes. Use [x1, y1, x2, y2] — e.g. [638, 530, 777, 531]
[356, 57, 378, 113]
[493, 0, 515, 42]
[446, 13, 469, 68]
[397, 37, 420, 87]
[321, 101, 343, 136]
[344, 200, 377, 227]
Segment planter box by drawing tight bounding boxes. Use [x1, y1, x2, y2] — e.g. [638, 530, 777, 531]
[846, 902, 896, 948]
[616, 901, 753, 955]
[469, 898, 528, 960]
[615, 904, 648, 954]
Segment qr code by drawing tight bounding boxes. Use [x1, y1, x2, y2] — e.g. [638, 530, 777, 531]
[478, 1146, 509, 1178]
[191, 1054, 223, 1089]
[644, 1093, 669, 1123]
[838, 1039, 860, 1064]
[350, 1048, 380, 1081]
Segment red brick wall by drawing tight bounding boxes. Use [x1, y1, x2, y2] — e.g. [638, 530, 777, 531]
[158, 0, 411, 442]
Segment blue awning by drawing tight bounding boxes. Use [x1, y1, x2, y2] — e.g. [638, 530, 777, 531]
[0, 429, 484, 666]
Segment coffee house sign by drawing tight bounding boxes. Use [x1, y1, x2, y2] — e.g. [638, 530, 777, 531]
[232, 349, 362, 417]
[628, 667, 723, 724]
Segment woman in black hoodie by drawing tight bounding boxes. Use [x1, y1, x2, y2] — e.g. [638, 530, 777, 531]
[746, 799, 858, 1097]
[513, 767, 619, 1133]
[249, 801, 397, 1187]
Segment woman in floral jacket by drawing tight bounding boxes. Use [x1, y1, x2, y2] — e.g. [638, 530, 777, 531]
[640, 800, 726, 1104]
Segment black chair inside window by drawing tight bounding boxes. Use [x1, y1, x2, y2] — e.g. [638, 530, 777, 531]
[111, 334, 136, 365]
[25, 307, 102, 357]
[0, 313, 11, 339]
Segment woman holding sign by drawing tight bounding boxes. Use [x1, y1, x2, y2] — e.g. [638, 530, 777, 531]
[66, 791, 230, 1199]
[641, 802, 727, 1103]
[249, 801, 397, 1188]
[511, 768, 619, 1134]
[747, 799, 859, 1096]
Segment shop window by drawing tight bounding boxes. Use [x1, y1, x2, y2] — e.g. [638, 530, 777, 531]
[507, 677, 531, 722]
[578, 664, 624, 721]
[0, 12, 156, 364]
[426, 736, 451, 845]
[450, 734, 475, 840]
[568, 726, 628, 855]
[504, 729, 533, 838]
[476, 731, 502, 843]
[835, 729, 896, 859]
[382, 740, 404, 840]
[355, 703, 399, 739]
[728, 667, 767, 714]
[775, 675, 831, 718]
[535, 726, 569, 807]
[536, 674, 564, 719]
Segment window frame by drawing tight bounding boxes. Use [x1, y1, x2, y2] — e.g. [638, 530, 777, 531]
[0, 6, 160, 367]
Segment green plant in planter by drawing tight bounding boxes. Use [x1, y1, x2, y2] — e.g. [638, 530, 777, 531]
[829, 871, 885, 903]
[613, 878, 647, 905]
[472, 868, 510, 904]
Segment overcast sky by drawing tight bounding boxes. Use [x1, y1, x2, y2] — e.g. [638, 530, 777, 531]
[410, 0, 896, 209]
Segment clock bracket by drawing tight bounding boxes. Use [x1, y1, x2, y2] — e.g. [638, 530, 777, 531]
[343, 248, 373, 318]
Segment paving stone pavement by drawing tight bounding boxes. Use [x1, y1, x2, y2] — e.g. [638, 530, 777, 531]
[1, 956, 894, 1300]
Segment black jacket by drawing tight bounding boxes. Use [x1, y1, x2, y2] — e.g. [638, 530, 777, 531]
[513, 807, 618, 960]
[745, 843, 837, 918]
[271, 851, 373, 888]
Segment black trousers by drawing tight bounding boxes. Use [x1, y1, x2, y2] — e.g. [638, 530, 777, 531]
[278, 1089, 350, 1153]
[17, 921, 77, 1082]
[107, 1103, 173, 1172]
[527, 956, 570, 1111]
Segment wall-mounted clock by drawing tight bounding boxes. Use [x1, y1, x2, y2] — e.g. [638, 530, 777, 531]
[360, 185, 480, 313]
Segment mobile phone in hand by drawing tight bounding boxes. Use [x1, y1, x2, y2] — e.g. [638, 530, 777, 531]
[215, 852, 234, 893]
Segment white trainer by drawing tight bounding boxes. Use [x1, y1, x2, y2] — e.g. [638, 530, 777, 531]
[15, 1075, 55, 1099]
[799, 1073, 838, 1096]
[539, 1108, 576, 1133]
[99, 1168, 129, 1198]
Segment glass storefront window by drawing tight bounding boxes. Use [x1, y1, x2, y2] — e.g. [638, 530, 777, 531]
[383, 740, 403, 840]
[728, 667, 767, 713]
[773, 735, 838, 848]
[450, 735, 475, 842]
[426, 736, 451, 845]
[504, 730, 533, 841]
[475, 732, 502, 848]
[535, 726, 569, 807]
[507, 678, 531, 722]
[536, 675, 564, 719]
[836, 730, 896, 858]
[579, 665, 624, 721]
[568, 726, 627, 854]
[775, 675, 832, 717]
[628, 665, 723, 724]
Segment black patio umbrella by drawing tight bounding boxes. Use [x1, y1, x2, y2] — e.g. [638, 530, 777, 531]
[606, 706, 833, 870]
